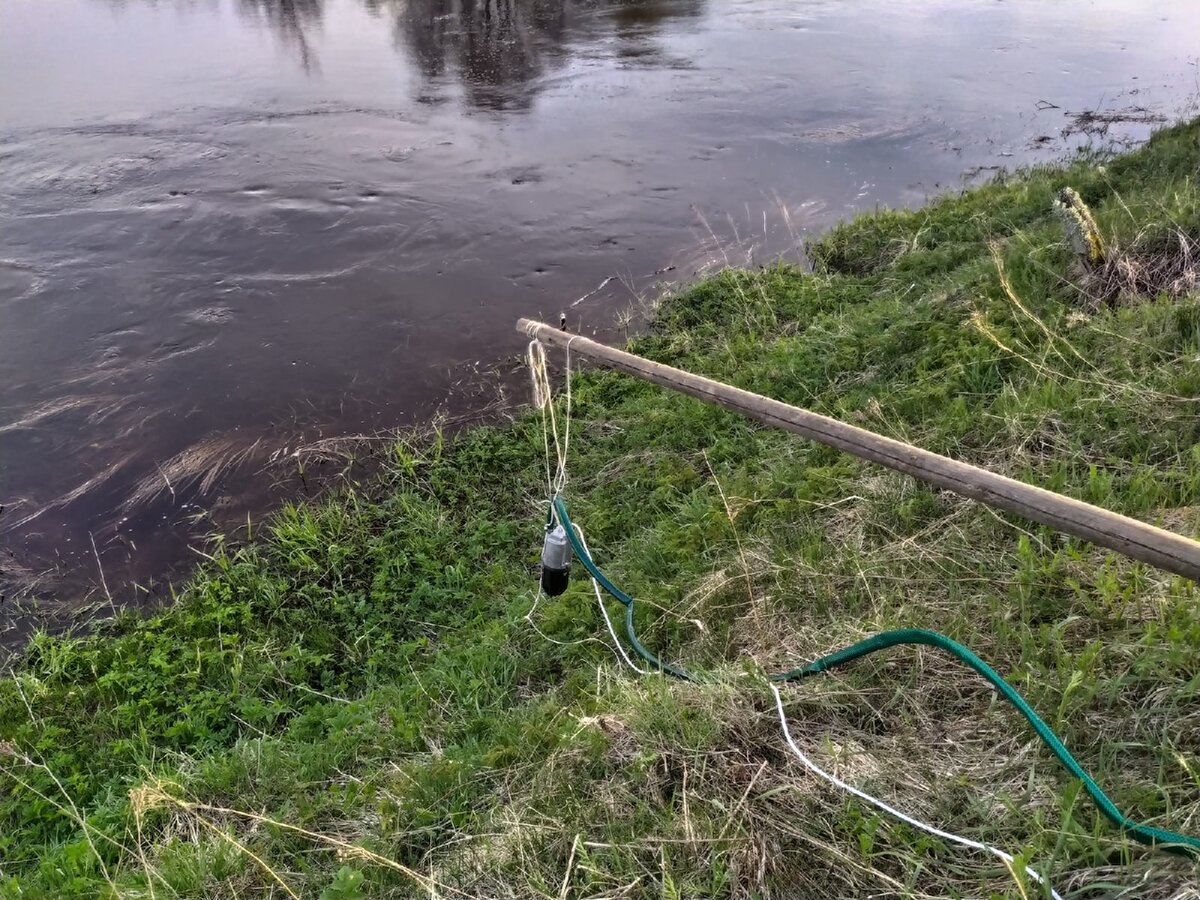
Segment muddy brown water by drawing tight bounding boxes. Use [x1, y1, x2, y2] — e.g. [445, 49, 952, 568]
[1, 0, 1198, 640]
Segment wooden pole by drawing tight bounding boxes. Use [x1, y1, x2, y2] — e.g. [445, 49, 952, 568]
[517, 318, 1200, 582]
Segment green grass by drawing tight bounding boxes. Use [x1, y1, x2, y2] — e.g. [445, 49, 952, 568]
[3, 119, 1200, 898]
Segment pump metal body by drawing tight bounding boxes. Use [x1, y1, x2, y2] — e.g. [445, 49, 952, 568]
[540, 523, 572, 596]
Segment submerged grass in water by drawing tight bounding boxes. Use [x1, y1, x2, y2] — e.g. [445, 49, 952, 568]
[3, 120, 1200, 897]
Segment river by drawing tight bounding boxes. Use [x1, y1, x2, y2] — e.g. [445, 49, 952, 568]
[1, 0, 1198, 638]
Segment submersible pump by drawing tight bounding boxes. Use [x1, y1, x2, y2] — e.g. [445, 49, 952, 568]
[540, 522, 572, 596]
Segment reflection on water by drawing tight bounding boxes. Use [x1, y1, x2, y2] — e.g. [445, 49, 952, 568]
[389, 0, 575, 110]
[384, 0, 703, 109]
[242, 0, 324, 72]
[2, 0, 1199, 641]
[245, 0, 706, 109]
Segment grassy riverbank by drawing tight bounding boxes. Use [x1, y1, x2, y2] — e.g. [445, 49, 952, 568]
[4, 119, 1200, 898]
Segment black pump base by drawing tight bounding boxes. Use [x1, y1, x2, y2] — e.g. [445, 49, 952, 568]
[541, 566, 570, 597]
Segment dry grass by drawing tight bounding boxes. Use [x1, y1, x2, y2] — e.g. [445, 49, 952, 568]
[1062, 107, 1168, 140]
[1085, 229, 1200, 310]
[125, 437, 265, 510]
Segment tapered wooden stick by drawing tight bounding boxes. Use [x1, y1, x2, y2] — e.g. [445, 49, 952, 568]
[518, 317, 1200, 582]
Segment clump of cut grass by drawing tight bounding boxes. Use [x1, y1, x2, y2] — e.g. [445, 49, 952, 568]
[2, 118, 1200, 898]
[1084, 228, 1200, 310]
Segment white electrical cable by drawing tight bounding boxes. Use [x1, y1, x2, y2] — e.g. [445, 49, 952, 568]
[769, 683, 1063, 900]
[571, 522, 650, 676]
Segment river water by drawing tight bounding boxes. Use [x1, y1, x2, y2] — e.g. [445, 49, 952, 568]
[1, 0, 1198, 636]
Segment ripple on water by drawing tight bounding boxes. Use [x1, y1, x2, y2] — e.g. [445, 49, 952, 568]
[0, 261, 46, 305]
[187, 306, 235, 325]
[270, 195, 352, 214]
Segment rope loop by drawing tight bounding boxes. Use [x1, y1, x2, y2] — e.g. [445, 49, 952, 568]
[527, 336, 573, 497]
[527, 339, 550, 410]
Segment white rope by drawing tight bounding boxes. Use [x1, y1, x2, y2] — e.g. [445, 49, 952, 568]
[528, 335, 642, 671]
[558, 336, 575, 496]
[526, 336, 576, 497]
[527, 332, 642, 674]
[769, 683, 1063, 900]
[527, 339, 557, 498]
[524, 585, 602, 650]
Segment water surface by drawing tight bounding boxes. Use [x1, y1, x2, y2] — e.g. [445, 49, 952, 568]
[2, 0, 1198, 634]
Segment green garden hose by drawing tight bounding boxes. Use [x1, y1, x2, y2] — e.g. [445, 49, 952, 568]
[773, 628, 1200, 856]
[553, 496, 691, 680]
[551, 494, 1200, 857]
